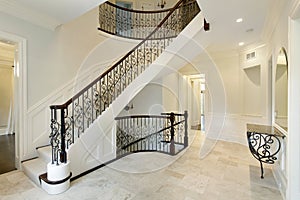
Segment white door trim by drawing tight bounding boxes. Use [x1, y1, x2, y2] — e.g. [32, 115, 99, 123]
[0, 30, 27, 169]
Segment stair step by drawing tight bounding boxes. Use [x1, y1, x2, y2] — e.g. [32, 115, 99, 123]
[37, 145, 52, 164]
[22, 158, 47, 186]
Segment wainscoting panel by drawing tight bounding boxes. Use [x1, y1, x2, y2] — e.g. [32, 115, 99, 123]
[23, 61, 112, 160]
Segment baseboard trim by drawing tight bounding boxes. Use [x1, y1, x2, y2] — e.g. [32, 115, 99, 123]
[273, 166, 287, 200]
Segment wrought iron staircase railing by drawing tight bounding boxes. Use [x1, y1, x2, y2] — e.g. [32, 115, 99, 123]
[49, 0, 200, 165]
[98, 0, 199, 40]
[115, 111, 188, 157]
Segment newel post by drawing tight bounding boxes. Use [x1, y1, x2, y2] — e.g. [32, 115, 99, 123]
[184, 111, 188, 147]
[60, 108, 67, 163]
[170, 112, 175, 155]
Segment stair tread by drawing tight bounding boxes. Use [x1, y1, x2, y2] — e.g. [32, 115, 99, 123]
[22, 158, 47, 186]
[37, 146, 52, 163]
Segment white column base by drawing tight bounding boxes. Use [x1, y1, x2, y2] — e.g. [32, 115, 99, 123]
[39, 161, 72, 195]
[41, 179, 70, 195]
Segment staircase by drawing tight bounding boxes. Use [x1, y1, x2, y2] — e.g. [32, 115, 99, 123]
[22, 0, 202, 194]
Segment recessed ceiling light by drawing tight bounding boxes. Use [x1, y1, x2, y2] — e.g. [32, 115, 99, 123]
[239, 42, 245, 46]
[246, 28, 254, 32]
[236, 18, 243, 23]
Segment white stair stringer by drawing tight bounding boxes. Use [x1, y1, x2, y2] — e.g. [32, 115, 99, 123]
[22, 12, 204, 187]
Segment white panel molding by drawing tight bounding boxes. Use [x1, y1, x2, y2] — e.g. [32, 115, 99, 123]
[209, 113, 268, 146]
[273, 136, 288, 199]
[24, 60, 113, 160]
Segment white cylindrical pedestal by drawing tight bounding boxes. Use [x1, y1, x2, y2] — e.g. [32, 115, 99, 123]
[40, 161, 71, 195]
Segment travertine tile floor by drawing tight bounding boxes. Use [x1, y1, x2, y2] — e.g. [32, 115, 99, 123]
[0, 130, 283, 200]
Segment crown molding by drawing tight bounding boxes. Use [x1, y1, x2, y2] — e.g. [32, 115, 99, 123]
[261, 0, 287, 43]
[289, 0, 300, 18]
[0, 0, 61, 31]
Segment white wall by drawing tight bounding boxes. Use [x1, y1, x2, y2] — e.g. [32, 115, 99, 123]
[200, 49, 269, 145]
[118, 81, 164, 116]
[162, 73, 180, 112]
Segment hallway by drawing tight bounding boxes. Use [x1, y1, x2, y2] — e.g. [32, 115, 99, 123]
[0, 130, 282, 199]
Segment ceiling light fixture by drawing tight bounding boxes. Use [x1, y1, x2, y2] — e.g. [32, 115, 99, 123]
[239, 42, 245, 46]
[236, 18, 243, 23]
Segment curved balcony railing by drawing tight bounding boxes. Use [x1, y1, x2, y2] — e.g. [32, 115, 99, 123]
[50, 0, 200, 165]
[115, 111, 188, 156]
[98, 0, 200, 40]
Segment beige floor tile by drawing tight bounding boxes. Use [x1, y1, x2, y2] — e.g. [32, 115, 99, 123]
[0, 130, 283, 200]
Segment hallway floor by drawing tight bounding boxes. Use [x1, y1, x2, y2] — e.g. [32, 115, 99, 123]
[0, 131, 283, 200]
[0, 134, 15, 174]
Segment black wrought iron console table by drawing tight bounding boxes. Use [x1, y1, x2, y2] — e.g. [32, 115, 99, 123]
[246, 123, 285, 178]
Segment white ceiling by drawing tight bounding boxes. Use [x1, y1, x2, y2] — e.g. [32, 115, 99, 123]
[197, 0, 276, 52]
[0, 0, 280, 52]
[0, 0, 105, 30]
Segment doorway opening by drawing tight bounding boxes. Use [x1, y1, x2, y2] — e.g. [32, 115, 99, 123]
[189, 74, 205, 131]
[0, 39, 17, 174]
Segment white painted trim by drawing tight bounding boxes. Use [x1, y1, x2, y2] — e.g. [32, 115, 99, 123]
[0, 30, 27, 170]
[287, 8, 300, 199]
[273, 164, 288, 200]
[0, 127, 8, 135]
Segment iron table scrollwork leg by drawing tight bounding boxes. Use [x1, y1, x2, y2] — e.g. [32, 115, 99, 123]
[247, 130, 282, 179]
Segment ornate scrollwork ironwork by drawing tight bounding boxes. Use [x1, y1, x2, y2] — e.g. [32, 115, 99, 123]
[50, 115, 61, 164]
[98, 0, 200, 40]
[246, 124, 284, 178]
[115, 112, 188, 157]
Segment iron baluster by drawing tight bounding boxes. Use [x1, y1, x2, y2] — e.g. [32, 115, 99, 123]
[60, 108, 67, 163]
[184, 110, 188, 147]
[169, 112, 175, 155]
